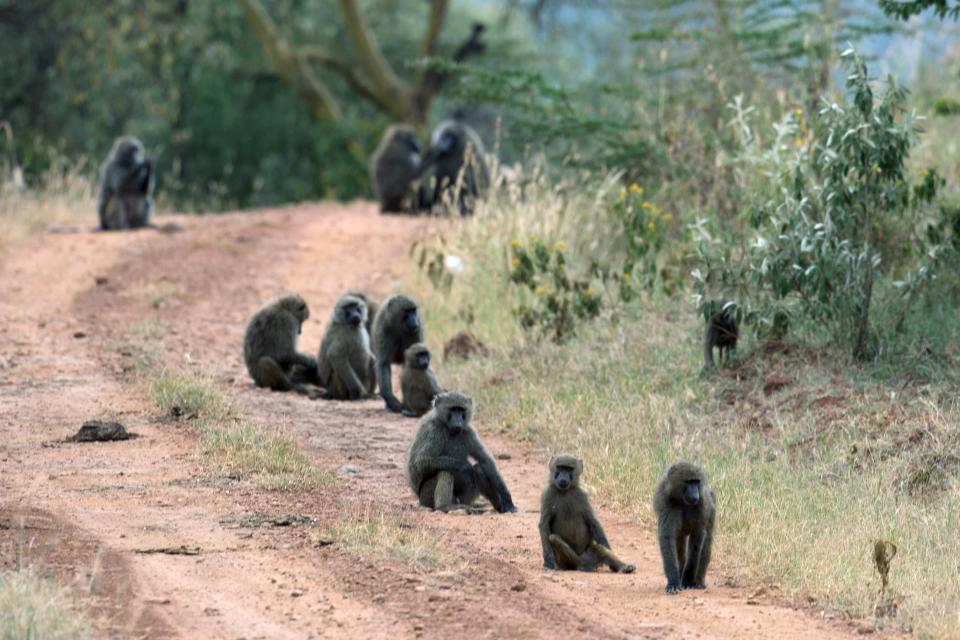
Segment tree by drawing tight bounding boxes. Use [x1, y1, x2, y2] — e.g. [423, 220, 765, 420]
[879, 0, 960, 20]
[236, 0, 486, 126]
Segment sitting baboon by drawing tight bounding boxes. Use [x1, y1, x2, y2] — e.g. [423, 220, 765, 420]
[424, 119, 490, 216]
[704, 301, 738, 371]
[317, 294, 376, 400]
[97, 136, 156, 230]
[347, 290, 379, 336]
[243, 294, 319, 396]
[371, 124, 429, 214]
[372, 294, 424, 413]
[406, 391, 516, 513]
[653, 460, 716, 593]
[539, 454, 635, 573]
[400, 343, 443, 418]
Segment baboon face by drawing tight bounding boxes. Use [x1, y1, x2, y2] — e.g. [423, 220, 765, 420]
[431, 124, 462, 159]
[278, 294, 310, 331]
[394, 127, 422, 160]
[549, 454, 582, 492]
[115, 137, 144, 166]
[404, 343, 431, 369]
[394, 302, 420, 334]
[335, 295, 367, 327]
[667, 462, 707, 506]
[434, 391, 473, 436]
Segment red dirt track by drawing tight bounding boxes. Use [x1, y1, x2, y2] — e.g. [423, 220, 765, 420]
[0, 203, 878, 639]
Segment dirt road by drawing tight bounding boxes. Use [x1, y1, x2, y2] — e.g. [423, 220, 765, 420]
[0, 203, 871, 639]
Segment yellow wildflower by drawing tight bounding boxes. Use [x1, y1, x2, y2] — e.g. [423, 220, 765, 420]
[623, 271, 631, 280]
[511, 239, 522, 249]
[794, 108, 803, 117]
[619, 186, 628, 200]
[641, 201, 654, 210]
[662, 214, 674, 222]
[795, 137, 804, 147]
[535, 284, 552, 297]
[554, 241, 567, 251]
[629, 183, 642, 194]
[511, 257, 520, 268]
[647, 222, 656, 232]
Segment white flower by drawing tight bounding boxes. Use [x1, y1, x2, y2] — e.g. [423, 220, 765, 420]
[444, 255, 464, 274]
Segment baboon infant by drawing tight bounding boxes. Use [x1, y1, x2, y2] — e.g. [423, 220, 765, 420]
[704, 301, 738, 371]
[97, 136, 155, 230]
[317, 294, 376, 400]
[372, 294, 424, 413]
[243, 294, 319, 396]
[539, 454, 635, 573]
[654, 460, 716, 593]
[400, 343, 442, 417]
[406, 391, 516, 513]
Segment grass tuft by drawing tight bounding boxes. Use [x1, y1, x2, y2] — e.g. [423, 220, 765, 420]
[326, 509, 446, 569]
[0, 569, 91, 640]
[152, 372, 229, 421]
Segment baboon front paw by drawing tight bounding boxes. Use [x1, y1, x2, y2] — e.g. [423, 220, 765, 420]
[619, 564, 636, 574]
[666, 584, 682, 594]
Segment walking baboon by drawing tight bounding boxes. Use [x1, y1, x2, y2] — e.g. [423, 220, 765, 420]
[653, 460, 716, 593]
[400, 343, 443, 418]
[97, 136, 155, 230]
[423, 119, 490, 216]
[317, 294, 376, 400]
[371, 124, 429, 214]
[372, 294, 424, 413]
[406, 391, 516, 513]
[704, 301, 738, 371]
[243, 294, 319, 396]
[347, 290, 379, 336]
[539, 454, 635, 573]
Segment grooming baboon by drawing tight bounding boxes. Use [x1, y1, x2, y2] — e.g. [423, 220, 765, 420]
[371, 124, 429, 214]
[372, 294, 424, 413]
[540, 454, 635, 573]
[704, 301, 739, 371]
[400, 343, 443, 418]
[243, 294, 319, 396]
[317, 294, 376, 400]
[97, 136, 155, 230]
[406, 391, 516, 513]
[423, 119, 490, 216]
[653, 460, 716, 593]
[347, 290, 379, 336]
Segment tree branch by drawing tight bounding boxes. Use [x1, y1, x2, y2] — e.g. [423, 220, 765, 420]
[418, 0, 450, 60]
[412, 22, 487, 123]
[300, 48, 388, 112]
[237, 0, 341, 120]
[337, 0, 409, 117]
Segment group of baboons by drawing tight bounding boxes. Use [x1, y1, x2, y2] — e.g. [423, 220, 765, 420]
[90, 116, 488, 232]
[242, 289, 717, 593]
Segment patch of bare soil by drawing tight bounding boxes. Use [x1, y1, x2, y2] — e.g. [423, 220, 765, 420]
[0, 203, 888, 638]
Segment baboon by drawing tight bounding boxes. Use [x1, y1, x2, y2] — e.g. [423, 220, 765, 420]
[653, 460, 716, 593]
[400, 343, 443, 418]
[97, 136, 155, 230]
[347, 290, 379, 336]
[540, 454, 635, 573]
[372, 294, 424, 413]
[243, 294, 319, 396]
[406, 391, 516, 513]
[704, 301, 738, 371]
[317, 294, 376, 400]
[371, 124, 429, 214]
[423, 119, 490, 216]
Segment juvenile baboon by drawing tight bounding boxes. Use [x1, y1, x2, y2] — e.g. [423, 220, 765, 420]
[423, 119, 490, 216]
[653, 460, 716, 593]
[704, 301, 738, 371]
[317, 294, 376, 400]
[372, 294, 424, 413]
[97, 136, 155, 230]
[243, 294, 319, 396]
[400, 343, 443, 418]
[347, 290, 379, 336]
[539, 454, 635, 573]
[371, 124, 429, 214]
[406, 391, 516, 513]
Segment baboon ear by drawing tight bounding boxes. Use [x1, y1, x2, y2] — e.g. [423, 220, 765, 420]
[576, 458, 584, 474]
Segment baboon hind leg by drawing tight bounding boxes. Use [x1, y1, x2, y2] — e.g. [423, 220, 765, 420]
[433, 472, 466, 512]
[548, 534, 582, 570]
[590, 541, 635, 574]
[256, 357, 317, 398]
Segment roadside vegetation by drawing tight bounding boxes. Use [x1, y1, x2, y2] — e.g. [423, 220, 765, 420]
[0, 569, 91, 640]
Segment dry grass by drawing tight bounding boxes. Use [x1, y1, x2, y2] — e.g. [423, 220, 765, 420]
[0, 569, 91, 639]
[0, 166, 94, 254]
[121, 281, 186, 309]
[326, 508, 447, 569]
[409, 177, 960, 638]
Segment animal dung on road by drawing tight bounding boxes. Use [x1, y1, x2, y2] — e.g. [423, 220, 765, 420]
[66, 420, 135, 442]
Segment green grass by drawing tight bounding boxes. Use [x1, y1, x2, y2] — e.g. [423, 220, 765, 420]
[152, 371, 230, 421]
[0, 570, 91, 640]
[326, 509, 446, 569]
[408, 176, 960, 638]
